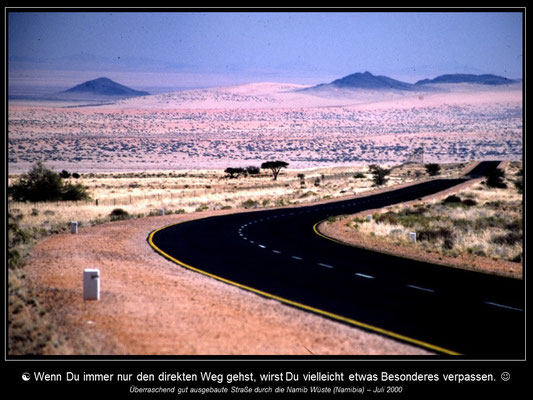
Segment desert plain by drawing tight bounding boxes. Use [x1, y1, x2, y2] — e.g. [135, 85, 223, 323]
[8, 82, 522, 173]
[7, 81, 523, 355]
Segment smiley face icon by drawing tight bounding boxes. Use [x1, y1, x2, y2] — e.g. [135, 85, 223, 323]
[501, 372, 511, 382]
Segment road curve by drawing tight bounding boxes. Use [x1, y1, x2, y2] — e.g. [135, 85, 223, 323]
[149, 162, 524, 357]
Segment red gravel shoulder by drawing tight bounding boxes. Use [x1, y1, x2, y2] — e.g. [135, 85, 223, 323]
[26, 211, 431, 355]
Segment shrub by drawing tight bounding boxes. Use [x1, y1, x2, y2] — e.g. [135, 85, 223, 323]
[442, 195, 462, 204]
[241, 199, 258, 209]
[61, 182, 91, 201]
[467, 246, 486, 257]
[195, 204, 209, 212]
[425, 163, 441, 176]
[490, 232, 522, 246]
[513, 178, 523, 194]
[461, 198, 478, 207]
[442, 237, 455, 250]
[109, 208, 129, 221]
[224, 167, 245, 178]
[417, 228, 454, 242]
[485, 168, 507, 188]
[9, 162, 90, 202]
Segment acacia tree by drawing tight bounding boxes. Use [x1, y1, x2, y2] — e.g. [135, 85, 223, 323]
[261, 161, 289, 181]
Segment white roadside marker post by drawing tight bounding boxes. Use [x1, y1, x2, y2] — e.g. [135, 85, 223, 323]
[83, 269, 100, 301]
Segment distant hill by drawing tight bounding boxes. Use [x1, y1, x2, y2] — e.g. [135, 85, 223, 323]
[415, 74, 517, 86]
[59, 77, 149, 98]
[325, 71, 415, 91]
[301, 72, 519, 96]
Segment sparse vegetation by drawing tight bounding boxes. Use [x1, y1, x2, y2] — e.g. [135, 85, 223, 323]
[9, 162, 90, 202]
[241, 199, 259, 209]
[109, 208, 129, 221]
[336, 163, 523, 270]
[4, 161, 478, 353]
[8, 210, 65, 354]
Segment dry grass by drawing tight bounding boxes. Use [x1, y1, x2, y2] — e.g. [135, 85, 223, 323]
[8, 162, 467, 233]
[7, 162, 468, 354]
[323, 162, 523, 278]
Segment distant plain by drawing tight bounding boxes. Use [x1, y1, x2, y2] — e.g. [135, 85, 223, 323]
[8, 81, 522, 174]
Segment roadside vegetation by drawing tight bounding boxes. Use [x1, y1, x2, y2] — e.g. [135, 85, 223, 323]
[9, 161, 90, 202]
[6, 161, 469, 354]
[325, 162, 523, 278]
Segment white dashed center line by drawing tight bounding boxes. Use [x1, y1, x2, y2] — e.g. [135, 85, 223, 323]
[318, 263, 335, 269]
[407, 284, 435, 293]
[355, 273, 375, 279]
[484, 301, 523, 312]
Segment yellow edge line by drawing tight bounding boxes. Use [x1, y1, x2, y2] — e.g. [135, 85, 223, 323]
[148, 219, 461, 356]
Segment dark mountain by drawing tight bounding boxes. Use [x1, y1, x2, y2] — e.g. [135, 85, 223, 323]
[415, 74, 517, 86]
[59, 77, 149, 97]
[326, 71, 415, 91]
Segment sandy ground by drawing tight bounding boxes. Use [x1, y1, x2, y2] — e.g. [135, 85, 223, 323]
[317, 173, 522, 280]
[26, 210, 432, 355]
[8, 84, 522, 173]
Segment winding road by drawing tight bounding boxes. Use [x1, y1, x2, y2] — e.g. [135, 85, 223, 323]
[149, 162, 524, 357]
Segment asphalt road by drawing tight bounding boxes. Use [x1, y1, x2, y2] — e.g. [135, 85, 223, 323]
[149, 162, 524, 357]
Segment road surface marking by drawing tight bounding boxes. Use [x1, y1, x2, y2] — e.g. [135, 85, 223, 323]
[272, 250, 281, 254]
[407, 284, 435, 293]
[258, 245, 266, 249]
[318, 263, 335, 269]
[292, 256, 303, 260]
[355, 273, 375, 279]
[149, 220, 462, 355]
[484, 301, 523, 312]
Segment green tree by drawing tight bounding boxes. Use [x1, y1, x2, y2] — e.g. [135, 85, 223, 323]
[261, 161, 289, 181]
[9, 162, 90, 202]
[369, 164, 390, 186]
[425, 163, 441, 176]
